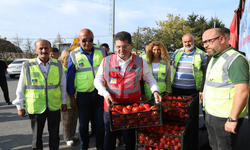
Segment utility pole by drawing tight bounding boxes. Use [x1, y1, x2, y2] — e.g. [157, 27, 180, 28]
[109, 0, 115, 53]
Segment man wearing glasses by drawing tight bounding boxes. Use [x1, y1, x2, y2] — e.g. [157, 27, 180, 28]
[67, 28, 107, 150]
[94, 31, 162, 150]
[202, 28, 249, 150]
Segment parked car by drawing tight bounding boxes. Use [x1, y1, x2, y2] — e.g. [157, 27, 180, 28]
[7, 59, 30, 78]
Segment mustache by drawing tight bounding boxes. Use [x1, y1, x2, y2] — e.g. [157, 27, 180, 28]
[41, 52, 49, 54]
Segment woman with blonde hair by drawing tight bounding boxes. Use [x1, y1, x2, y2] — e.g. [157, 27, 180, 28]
[60, 48, 78, 146]
[144, 41, 172, 99]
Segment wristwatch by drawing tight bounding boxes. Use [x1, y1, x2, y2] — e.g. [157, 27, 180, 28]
[227, 117, 238, 122]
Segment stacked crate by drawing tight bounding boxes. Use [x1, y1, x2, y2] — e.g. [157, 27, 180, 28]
[137, 93, 199, 150]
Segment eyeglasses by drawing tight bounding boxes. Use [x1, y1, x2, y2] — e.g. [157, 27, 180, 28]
[201, 36, 220, 47]
[115, 45, 130, 49]
[82, 38, 93, 43]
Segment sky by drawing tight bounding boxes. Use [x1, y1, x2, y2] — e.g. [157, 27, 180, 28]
[0, 0, 241, 51]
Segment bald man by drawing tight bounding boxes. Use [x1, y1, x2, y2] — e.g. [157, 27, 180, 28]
[13, 39, 67, 150]
[202, 28, 249, 150]
[67, 29, 107, 150]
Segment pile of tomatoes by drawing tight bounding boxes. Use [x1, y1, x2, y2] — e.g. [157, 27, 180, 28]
[110, 103, 161, 130]
[138, 123, 186, 150]
[162, 95, 193, 121]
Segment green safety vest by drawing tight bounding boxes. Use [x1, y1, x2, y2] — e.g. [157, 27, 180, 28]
[144, 60, 169, 99]
[203, 49, 248, 118]
[70, 45, 106, 92]
[172, 47, 206, 90]
[24, 58, 63, 114]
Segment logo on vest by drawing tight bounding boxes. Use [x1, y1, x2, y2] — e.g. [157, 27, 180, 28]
[110, 77, 117, 84]
[32, 79, 38, 84]
[79, 62, 84, 67]
[162, 73, 165, 77]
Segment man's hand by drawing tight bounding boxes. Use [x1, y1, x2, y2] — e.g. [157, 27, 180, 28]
[105, 95, 114, 108]
[225, 121, 238, 134]
[17, 109, 27, 118]
[61, 104, 67, 112]
[70, 95, 77, 109]
[199, 92, 203, 101]
[153, 91, 162, 104]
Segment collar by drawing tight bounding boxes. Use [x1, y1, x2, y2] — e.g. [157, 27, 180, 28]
[116, 53, 133, 63]
[36, 57, 51, 65]
[183, 47, 196, 56]
[80, 46, 94, 54]
[213, 46, 232, 58]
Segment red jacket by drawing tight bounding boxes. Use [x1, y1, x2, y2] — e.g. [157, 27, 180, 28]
[103, 54, 143, 112]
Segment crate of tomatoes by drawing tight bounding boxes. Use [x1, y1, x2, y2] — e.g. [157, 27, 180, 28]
[161, 93, 198, 121]
[109, 98, 163, 131]
[137, 120, 194, 150]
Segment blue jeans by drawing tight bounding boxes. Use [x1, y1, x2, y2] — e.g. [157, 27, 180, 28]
[103, 111, 135, 150]
[76, 90, 104, 150]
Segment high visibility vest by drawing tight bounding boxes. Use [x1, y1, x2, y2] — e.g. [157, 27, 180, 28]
[172, 47, 206, 90]
[23, 58, 63, 114]
[70, 46, 106, 92]
[103, 54, 143, 112]
[204, 49, 248, 118]
[144, 60, 169, 100]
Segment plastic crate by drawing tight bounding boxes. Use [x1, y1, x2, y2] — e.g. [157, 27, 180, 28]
[137, 119, 194, 150]
[161, 93, 198, 122]
[109, 99, 163, 131]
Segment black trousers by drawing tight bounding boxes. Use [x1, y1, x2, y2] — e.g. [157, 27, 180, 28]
[0, 81, 10, 103]
[77, 91, 105, 150]
[205, 113, 243, 150]
[28, 108, 61, 150]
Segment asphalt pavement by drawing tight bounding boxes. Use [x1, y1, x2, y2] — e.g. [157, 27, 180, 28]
[0, 75, 250, 150]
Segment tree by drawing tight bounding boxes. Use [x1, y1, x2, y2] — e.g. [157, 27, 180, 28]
[154, 14, 192, 52]
[132, 27, 155, 52]
[186, 13, 208, 50]
[53, 33, 65, 46]
[207, 17, 225, 29]
[12, 34, 23, 52]
[23, 38, 34, 58]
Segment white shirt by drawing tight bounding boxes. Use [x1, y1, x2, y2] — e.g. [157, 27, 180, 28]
[12, 57, 68, 110]
[152, 63, 160, 80]
[94, 54, 159, 98]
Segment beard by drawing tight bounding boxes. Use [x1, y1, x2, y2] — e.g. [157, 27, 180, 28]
[184, 44, 195, 51]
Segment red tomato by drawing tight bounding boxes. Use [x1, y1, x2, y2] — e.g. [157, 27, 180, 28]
[132, 103, 139, 107]
[143, 104, 150, 110]
[122, 107, 130, 114]
[139, 104, 144, 111]
[132, 106, 140, 112]
[126, 105, 132, 112]
[115, 105, 123, 111]
[177, 96, 182, 100]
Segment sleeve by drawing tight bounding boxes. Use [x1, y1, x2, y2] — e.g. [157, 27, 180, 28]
[201, 53, 208, 68]
[59, 63, 67, 104]
[66, 55, 76, 95]
[228, 56, 249, 85]
[12, 65, 26, 110]
[142, 59, 159, 93]
[94, 59, 110, 98]
[165, 65, 172, 93]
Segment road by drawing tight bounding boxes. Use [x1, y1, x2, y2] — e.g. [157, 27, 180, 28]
[0, 75, 250, 150]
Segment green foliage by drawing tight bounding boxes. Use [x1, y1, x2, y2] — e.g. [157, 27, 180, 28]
[132, 27, 155, 52]
[131, 13, 225, 52]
